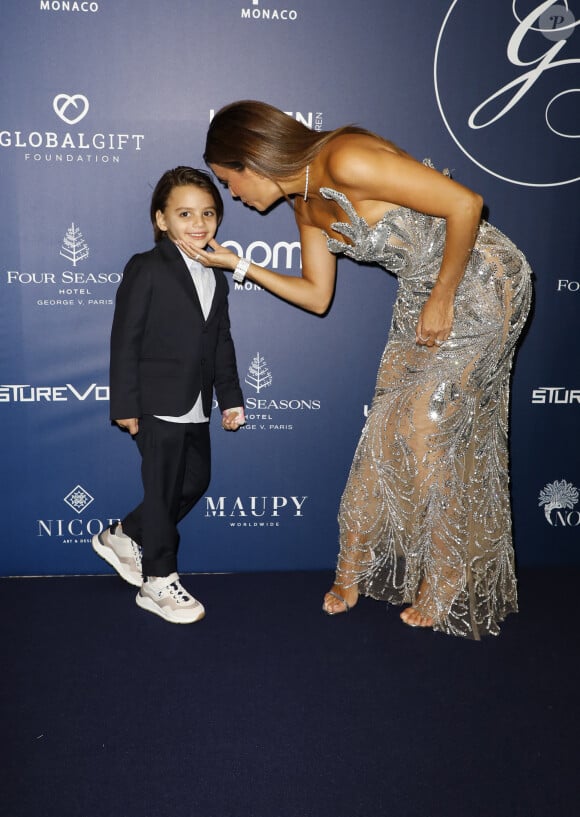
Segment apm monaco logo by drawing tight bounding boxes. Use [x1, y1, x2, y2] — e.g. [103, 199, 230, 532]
[532, 386, 580, 403]
[223, 238, 302, 275]
[435, 1, 580, 186]
[0, 92, 145, 164]
[240, 0, 298, 22]
[205, 495, 308, 527]
[236, 352, 321, 431]
[539, 479, 580, 526]
[37, 484, 117, 544]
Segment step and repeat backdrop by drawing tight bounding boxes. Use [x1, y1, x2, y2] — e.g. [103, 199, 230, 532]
[1, 1, 579, 576]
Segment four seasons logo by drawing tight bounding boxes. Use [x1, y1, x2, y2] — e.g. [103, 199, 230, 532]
[233, 352, 321, 432]
[4, 219, 119, 305]
[0, 92, 145, 163]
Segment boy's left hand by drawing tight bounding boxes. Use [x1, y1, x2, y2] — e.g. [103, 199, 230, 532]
[222, 407, 245, 431]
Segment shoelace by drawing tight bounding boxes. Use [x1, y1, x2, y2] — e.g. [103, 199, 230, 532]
[131, 542, 143, 569]
[167, 581, 193, 604]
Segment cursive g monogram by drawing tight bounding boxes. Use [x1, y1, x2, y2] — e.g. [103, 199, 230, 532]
[435, 1, 580, 186]
[468, 1, 580, 134]
[52, 94, 90, 125]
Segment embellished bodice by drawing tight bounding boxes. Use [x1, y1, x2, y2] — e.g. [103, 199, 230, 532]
[321, 185, 446, 283]
[320, 173, 530, 345]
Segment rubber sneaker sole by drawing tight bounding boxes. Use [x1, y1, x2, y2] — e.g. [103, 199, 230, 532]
[91, 533, 142, 587]
[135, 591, 206, 624]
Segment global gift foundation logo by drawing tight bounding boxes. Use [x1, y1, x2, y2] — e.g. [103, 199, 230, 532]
[435, 1, 580, 186]
[538, 479, 580, 526]
[53, 93, 90, 125]
[0, 92, 145, 164]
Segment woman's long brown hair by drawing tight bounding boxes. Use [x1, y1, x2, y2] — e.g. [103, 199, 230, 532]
[204, 100, 375, 180]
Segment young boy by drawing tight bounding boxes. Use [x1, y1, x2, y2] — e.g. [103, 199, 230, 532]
[92, 167, 244, 623]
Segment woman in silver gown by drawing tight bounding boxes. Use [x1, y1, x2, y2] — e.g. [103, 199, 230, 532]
[184, 101, 532, 639]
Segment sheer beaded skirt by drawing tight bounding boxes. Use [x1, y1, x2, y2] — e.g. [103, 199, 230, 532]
[322, 183, 532, 639]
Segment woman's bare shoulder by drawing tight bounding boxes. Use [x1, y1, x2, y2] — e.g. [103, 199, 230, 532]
[324, 133, 413, 186]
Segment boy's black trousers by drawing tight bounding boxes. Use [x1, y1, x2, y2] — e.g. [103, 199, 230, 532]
[122, 415, 211, 577]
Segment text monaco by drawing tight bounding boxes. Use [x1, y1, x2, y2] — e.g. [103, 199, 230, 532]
[40, 1, 99, 11]
[241, 8, 297, 20]
[205, 496, 308, 517]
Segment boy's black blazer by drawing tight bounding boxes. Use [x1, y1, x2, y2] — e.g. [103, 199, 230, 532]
[109, 237, 243, 420]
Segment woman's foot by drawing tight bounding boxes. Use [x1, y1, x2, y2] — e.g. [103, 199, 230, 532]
[400, 607, 434, 628]
[322, 584, 359, 615]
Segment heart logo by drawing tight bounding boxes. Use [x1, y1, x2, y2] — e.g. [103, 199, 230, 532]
[52, 94, 90, 125]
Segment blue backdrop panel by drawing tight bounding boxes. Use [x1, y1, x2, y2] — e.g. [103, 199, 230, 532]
[1, 0, 578, 575]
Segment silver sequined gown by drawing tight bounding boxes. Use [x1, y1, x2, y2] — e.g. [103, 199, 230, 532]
[322, 177, 532, 639]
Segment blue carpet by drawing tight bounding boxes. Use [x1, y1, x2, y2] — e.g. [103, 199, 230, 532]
[1, 569, 579, 817]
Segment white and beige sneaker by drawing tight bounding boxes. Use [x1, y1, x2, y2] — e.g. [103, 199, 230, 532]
[92, 524, 142, 587]
[136, 574, 205, 624]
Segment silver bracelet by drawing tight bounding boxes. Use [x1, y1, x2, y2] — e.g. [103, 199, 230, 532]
[233, 257, 251, 283]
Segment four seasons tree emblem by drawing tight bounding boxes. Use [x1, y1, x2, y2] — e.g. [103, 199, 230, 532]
[60, 223, 89, 267]
[245, 353, 273, 393]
